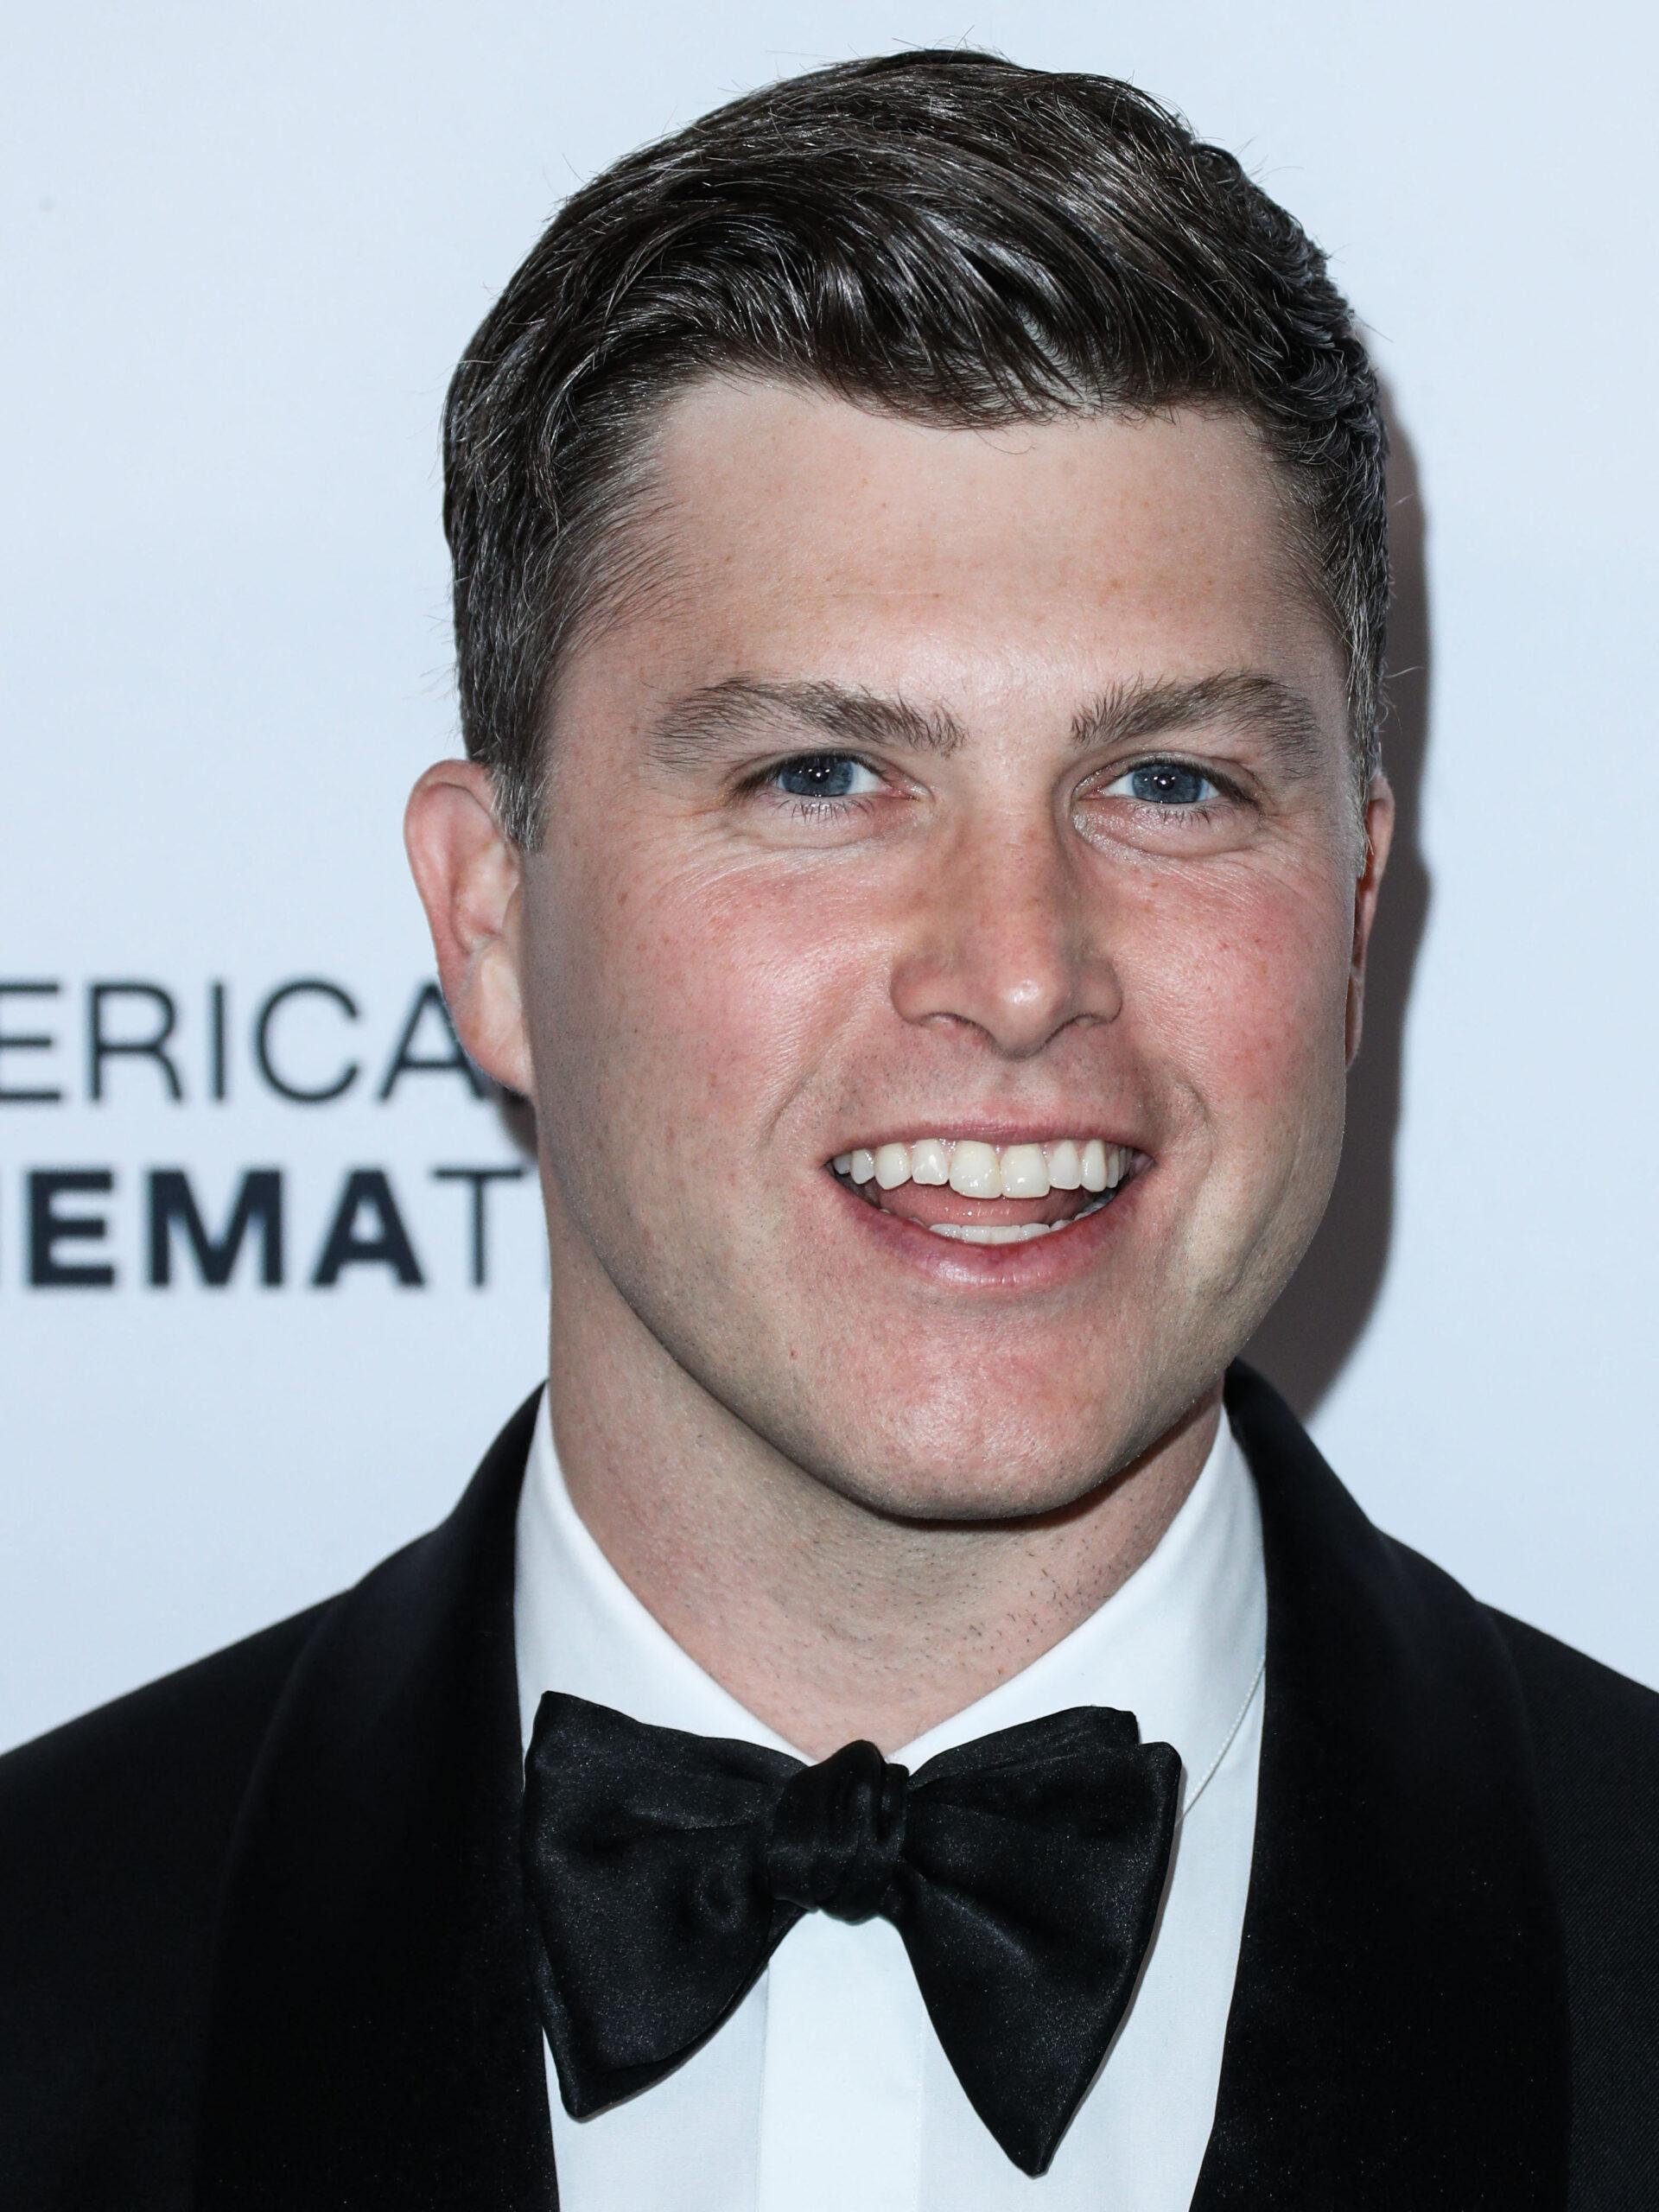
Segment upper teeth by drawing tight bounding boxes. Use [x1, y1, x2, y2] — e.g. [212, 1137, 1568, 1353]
[830, 1137, 1128, 1197]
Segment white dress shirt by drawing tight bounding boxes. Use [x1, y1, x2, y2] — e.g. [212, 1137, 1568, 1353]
[514, 1396, 1266, 2211]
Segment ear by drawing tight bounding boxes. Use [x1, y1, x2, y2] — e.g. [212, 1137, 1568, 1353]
[404, 760, 534, 1098]
[1345, 772, 1395, 1066]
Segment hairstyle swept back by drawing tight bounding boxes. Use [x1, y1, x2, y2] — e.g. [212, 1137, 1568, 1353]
[443, 48, 1389, 847]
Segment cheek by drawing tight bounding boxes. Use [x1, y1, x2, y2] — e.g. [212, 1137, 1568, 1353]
[531, 834, 870, 1172]
[1131, 861, 1353, 1147]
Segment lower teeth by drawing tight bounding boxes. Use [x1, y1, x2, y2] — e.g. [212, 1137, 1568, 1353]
[830, 1164, 1122, 1244]
[925, 1196, 1109, 1244]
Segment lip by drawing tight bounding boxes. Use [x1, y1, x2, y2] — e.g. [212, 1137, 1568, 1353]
[823, 1158, 1147, 1289]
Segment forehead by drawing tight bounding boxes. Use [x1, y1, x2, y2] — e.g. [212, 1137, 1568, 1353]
[581, 378, 1346, 734]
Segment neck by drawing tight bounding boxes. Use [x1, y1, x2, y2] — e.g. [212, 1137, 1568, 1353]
[544, 1255, 1221, 1763]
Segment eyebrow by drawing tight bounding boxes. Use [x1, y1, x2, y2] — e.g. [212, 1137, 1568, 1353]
[1069, 671, 1329, 777]
[644, 669, 1328, 777]
[644, 678, 967, 768]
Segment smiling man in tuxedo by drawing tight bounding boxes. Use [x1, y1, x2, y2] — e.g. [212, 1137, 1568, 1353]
[4, 48, 1657, 2212]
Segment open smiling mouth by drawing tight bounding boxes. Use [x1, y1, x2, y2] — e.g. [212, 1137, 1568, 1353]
[827, 1136, 1144, 1244]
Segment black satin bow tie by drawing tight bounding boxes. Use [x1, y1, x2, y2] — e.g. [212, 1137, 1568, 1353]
[521, 1691, 1181, 2176]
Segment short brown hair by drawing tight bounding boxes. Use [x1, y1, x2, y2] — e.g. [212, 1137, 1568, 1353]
[443, 49, 1389, 846]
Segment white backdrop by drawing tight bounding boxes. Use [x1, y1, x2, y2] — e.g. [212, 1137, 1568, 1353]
[4, 1, 1656, 1752]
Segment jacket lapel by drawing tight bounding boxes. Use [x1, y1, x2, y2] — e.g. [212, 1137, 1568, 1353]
[1192, 1363, 1571, 2207]
[194, 1392, 555, 2210]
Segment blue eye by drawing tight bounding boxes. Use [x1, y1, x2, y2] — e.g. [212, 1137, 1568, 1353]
[1111, 762, 1218, 806]
[770, 753, 878, 801]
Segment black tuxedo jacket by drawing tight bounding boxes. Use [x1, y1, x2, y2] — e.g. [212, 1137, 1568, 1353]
[3, 1364, 1656, 2209]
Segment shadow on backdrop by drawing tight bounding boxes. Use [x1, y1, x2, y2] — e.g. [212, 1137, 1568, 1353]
[1245, 392, 1433, 1417]
[490, 397, 1433, 1426]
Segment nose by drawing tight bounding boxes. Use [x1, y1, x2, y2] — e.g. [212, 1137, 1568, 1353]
[889, 812, 1122, 1056]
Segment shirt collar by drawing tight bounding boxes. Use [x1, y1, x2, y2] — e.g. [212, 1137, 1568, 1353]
[514, 1393, 1264, 1814]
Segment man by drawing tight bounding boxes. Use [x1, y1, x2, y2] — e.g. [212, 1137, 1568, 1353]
[3, 48, 1655, 2210]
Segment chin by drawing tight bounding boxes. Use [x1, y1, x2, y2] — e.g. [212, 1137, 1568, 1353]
[804, 1309, 1247, 1522]
[805, 1377, 1192, 1526]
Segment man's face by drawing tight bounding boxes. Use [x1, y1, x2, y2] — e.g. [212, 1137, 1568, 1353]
[508, 382, 1388, 1516]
